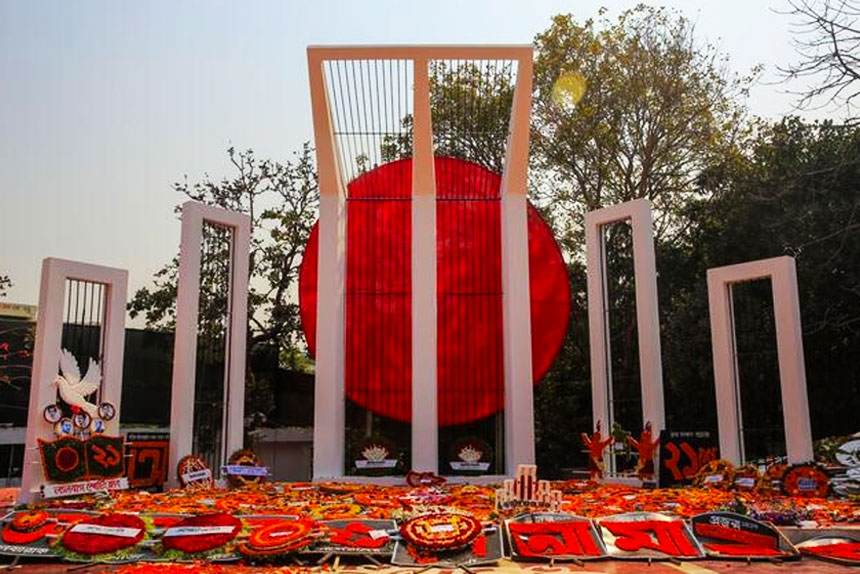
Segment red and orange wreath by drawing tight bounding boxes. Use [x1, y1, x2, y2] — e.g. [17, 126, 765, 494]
[783, 464, 829, 498]
[1, 510, 52, 545]
[161, 512, 242, 555]
[61, 513, 146, 555]
[176, 455, 214, 490]
[239, 519, 317, 557]
[400, 512, 482, 551]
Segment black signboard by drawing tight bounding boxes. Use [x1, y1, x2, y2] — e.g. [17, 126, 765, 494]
[125, 432, 169, 491]
[691, 512, 799, 560]
[658, 430, 718, 487]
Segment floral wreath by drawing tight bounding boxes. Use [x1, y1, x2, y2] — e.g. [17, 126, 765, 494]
[400, 512, 482, 551]
[764, 461, 789, 492]
[783, 464, 829, 498]
[161, 512, 242, 556]
[225, 448, 265, 489]
[693, 459, 735, 489]
[239, 519, 318, 558]
[176, 454, 214, 490]
[38, 437, 87, 483]
[731, 464, 762, 492]
[60, 513, 146, 557]
[1, 510, 52, 545]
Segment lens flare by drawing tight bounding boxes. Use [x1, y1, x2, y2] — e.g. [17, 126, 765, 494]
[551, 71, 587, 108]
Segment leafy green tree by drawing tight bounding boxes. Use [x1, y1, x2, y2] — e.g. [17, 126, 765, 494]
[531, 6, 756, 247]
[128, 145, 319, 427]
[380, 60, 515, 173]
[659, 118, 860, 448]
[372, 8, 757, 475]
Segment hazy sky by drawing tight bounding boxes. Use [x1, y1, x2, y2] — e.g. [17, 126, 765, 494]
[0, 0, 848, 311]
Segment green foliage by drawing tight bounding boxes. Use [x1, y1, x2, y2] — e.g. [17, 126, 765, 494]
[679, 118, 860, 441]
[128, 144, 319, 430]
[380, 61, 515, 172]
[531, 6, 756, 247]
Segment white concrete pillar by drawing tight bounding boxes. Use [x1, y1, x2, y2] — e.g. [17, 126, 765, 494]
[411, 57, 439, 472]
[585, 199, 665, 471]
[20, 258, 127, 503]
[500, 54, 536, 473]
[308, 50, 348, 478]
[168, 201, 250, 488]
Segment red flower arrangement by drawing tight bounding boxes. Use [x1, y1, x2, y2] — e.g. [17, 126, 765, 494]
[161, 513, 242, 555]
[1, 510, 52, 545]
[176, 455, 214, 490]
[783, 464, 829, 498]
[400, 513, 482, 551]
[327, 521, 389, 549]
[353, 492, 402, 509]
[239, 519, 317, 557]
[60, 513, 146, 555]
[310, 503, 362, 520]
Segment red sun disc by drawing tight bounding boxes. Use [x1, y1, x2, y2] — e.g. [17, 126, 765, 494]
[299, 157, 570, 426]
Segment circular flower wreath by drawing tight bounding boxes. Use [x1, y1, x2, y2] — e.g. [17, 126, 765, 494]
[764, 461, 789, 492]
[161, 512, 242, 555]
[310, 503, 362, 520]
[61, 513, 146, 556]
[783, 464, 829, 498]
[732, 464, 762, 492]
[239, 519, 317, 558]
[176, 455, 213, 490]
[2, 510, 52, 545]
[694, 459, 735, 489]
[400, 512, 482, 551]
[225, 448, 265, 489]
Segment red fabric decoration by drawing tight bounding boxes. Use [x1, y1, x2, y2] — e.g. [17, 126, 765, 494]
[602, 519, 699, 557]
[693, 522, 783, 556]
[803, 542, 860, 561]
[298, 157, 571, 425]
[327, 521, 389, 549]
[509, 520, 603, 557]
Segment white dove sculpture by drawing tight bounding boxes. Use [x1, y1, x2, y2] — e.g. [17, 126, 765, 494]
[52, 349, 100, 419]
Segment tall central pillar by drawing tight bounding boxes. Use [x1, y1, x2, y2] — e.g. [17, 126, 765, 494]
[411, 57, 439, 472]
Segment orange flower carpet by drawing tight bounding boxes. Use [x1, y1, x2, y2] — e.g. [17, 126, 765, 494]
[2, 480, 860, 569]
[71, 480, 856, 525]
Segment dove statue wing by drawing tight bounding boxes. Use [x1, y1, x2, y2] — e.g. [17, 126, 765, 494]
[58, 349, 81, 385]
[72, 357, 101, 397]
